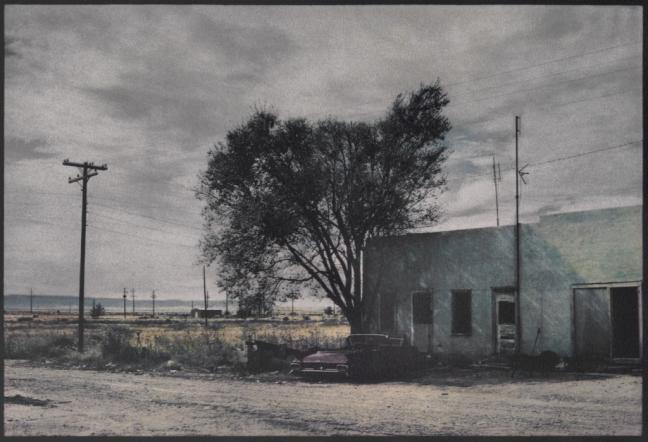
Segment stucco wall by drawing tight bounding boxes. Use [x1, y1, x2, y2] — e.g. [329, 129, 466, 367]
[363, 205, 642, 359]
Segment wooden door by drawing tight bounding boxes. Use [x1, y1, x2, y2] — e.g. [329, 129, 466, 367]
[573, 288, 610, 358]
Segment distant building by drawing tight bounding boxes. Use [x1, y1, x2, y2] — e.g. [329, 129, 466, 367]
[362, 205, 642, 363]
[190, 308, 223, 319]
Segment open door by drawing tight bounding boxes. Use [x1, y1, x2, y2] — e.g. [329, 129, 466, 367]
[573, 285, 641, 361]
[412, 291, 432, 353]
[493, 289, 516, 356]
[610, 286, 640, 359]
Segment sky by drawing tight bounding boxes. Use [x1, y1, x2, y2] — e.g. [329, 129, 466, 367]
[4, 5, 643, 305]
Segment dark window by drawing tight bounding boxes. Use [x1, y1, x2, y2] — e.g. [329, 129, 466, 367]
[452, 290, 472, 335]
[498, 301, 515, 324]
[380, 293, 395, 331]
[412, 292, 432, 324]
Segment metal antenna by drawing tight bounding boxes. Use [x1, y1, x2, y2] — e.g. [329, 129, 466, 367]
[492, 156, 502, 226]
[203, 265, 209, 328]
[514, 116, 522, 354]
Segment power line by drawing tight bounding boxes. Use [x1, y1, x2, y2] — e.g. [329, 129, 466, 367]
[448, 64, 640, 109]
[297, 41, 641, 121]
[529, 140, 643, 168]
[410, 139, 643, 230]
[447, 86, 640, 133]
[88, 209, 201, 241]
[5, 189, 203, 232]
[54, 65, 641, 210]
[445, 40, 640, 89]
[444, 139, 642, 184]
[88, 201, 203, 232]
[87, 223, 197, 249]
[449, 54, 638, 100]
[7, 212, 198, 250]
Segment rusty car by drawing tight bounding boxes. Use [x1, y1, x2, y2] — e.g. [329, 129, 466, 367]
[290, 334, 421, 379]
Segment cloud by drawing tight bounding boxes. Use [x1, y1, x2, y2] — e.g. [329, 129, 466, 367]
[510, 6, 586, 43]
[4, 137, 55, 163]
[3, 5, 642, 298]
[188, 14, 301, 75]
[85, 85, 156, 121]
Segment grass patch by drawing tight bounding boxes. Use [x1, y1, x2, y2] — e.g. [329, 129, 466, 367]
[4, 331, 78, 359]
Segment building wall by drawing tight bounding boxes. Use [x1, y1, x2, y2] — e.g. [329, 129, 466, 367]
[362, 205, 642, 360]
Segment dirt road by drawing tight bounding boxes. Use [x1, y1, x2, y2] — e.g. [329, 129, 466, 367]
[4, 360, 641, 436]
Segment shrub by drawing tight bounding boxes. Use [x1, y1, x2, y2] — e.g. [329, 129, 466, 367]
[100, 327, 169, 366]
[152, 330, 243, 371]
[101, 327, 134, 361]
[90, 303, 106, 319]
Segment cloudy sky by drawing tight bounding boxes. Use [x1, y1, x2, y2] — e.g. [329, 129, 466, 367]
[4, 5, 642, 303]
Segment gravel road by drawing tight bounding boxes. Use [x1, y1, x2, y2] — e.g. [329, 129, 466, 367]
[4, 360, 641, 436]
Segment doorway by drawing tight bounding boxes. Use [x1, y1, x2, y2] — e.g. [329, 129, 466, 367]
[573, 284, 641, 361]
[611, 287, 640, 359]
[493, 289, 516, 355]
[412, 292, 432, 353]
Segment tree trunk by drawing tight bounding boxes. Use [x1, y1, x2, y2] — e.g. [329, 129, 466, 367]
[347, 308, 363, 334]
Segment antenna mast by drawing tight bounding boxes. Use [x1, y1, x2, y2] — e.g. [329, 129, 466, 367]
[492, 156, 501, 227]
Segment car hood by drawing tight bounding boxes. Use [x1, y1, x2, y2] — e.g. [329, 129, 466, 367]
[302, 350, 348, 364]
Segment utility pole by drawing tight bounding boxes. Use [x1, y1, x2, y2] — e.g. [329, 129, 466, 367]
[63, 159, 108, 353]
[131, 288, 135, 314]
[514, 116, 529, 355]
[225, 292, 229, 316]
[203, 265, 209, 327]
[151, 289, 156, 317]
[123, 288, 128, 319]
[29, 288, 33, 314]
[492, 156, 501, 227]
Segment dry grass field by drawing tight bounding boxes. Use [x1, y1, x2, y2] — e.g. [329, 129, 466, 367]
[4, 311, 641, 436]
[4, 311, 350, 371]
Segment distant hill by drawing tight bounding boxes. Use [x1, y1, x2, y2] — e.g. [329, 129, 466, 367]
[3, 294, 224, 313]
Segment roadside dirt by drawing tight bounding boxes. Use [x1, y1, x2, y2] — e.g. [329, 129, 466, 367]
[4, 360, 641, 436]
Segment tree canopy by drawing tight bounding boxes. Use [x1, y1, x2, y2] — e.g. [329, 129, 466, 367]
[198, 81, 451, 331]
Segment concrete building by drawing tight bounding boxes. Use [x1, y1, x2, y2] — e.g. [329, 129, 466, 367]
[362, 205, 642, 363]
[190, 308, 223, 319]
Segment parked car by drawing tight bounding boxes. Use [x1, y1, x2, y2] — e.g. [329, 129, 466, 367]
[290, 334, 421, 379]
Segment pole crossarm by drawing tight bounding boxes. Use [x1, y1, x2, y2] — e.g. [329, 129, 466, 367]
[63, 159, 108, 171]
